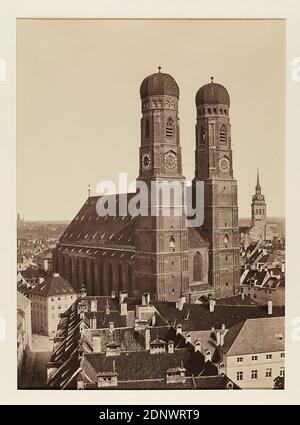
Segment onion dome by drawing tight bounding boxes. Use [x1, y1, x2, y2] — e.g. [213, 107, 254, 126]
[195, 77, 230, 106]
[140, 66, 179, 99]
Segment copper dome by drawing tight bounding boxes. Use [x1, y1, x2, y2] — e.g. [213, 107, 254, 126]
[140, 68, 179, 99]
[195, 79, 230, 106]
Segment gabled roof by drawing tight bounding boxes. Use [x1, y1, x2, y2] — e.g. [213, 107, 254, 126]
[152, 300, 285, 332]
[35, 248, 53, 260]
[17, 291, 31, 311]
[28, 274, 76, 297]
[220, 316, 285, 356]
[19, 266, 48, 280]
[58, 194, 208, 252]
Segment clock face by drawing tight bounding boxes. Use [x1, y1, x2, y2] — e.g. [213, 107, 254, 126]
[219, 157, 230, 172]
[142, 153, 151, 170]
[163, 151, 177, 169]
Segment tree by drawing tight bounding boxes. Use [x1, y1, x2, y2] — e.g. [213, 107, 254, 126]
[273, 376, 284, 389]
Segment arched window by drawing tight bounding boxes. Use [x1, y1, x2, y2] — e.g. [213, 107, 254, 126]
[193, 252, 203, 282]
[169, 236, 175, 249]
[220, 124, 227, 143]
[166, 118, 174, 138]
[145, 119, 150, 139]
[200, 126, 205, 144]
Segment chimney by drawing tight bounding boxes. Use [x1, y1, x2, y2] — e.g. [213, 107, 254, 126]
[176, 324, 182, 335]
[209, 298, 215, 312]
[111, 291, 116, 299]
[90, 314, 97, 330]
[142, 292, 150, 306]
[39, 277, 44, 284]
[105, 300, 110, 315]
[92, 335, 102, 353]
[53, 272, 60, 278]
[205, 350, 212, 363]
[119, 291, 127, 304]
[194, 340, 202, 353]
[216, 330, 221, 346]
[91, 298, 97, 312]
[268, 300, 273, 315]
[145, 328, 150, 351]
[281, 261, 285, 273]
[241, 292, 245, 300]
[120, 302, 127, 316]
[185, 333, 191, 344]
[177, 295, 186, 311]
[109, 322, 114, 333]
[221, 323, 226, 332]
[167, 340, 174, 354]
[151, 313, 156, 326]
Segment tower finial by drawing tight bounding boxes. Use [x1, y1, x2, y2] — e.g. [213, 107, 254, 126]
[211, 76, 214, 83]
[256, 169, 260, 186]
[88, 184, 90, 197]
[158, 66, 161, 73]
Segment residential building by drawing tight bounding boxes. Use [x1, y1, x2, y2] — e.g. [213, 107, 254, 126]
[27, 272, 77, 337]
[218, 316, 285, 389]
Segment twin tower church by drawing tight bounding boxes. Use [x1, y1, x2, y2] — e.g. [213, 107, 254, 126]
[53, 68, 241, 302]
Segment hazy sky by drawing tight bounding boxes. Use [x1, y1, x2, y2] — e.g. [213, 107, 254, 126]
[17, 19, 285, 221]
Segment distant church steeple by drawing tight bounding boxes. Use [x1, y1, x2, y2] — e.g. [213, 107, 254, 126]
[251, 170, 267, 229]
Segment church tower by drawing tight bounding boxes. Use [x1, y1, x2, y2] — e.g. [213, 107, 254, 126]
[250, 170, 267, 237]
[134, 68, 189, 301]
[193, 78, 240, 297]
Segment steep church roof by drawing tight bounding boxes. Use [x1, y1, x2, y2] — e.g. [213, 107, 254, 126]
[58, 194, 208, 251]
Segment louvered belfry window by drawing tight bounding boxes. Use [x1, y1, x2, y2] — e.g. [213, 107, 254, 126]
[220, 124, 227, 143]
[166, 118, 174, 138]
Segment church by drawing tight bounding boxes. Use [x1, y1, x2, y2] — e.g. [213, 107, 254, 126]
[240, 171, 274, 245]
[52, 69, 240, 302]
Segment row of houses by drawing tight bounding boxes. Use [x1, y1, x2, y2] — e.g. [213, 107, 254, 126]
[46, 288, 285, 390]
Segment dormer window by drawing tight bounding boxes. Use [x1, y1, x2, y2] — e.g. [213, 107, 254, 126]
[166, 118, 174, 138]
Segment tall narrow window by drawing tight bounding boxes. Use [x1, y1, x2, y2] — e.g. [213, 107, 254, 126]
[145, 119, 150, 139]
[169, 236, 175, 249]
[193, 252, 203, 282]
[200, 126, 206, 144]
[220, 124, 227, 143]
[166, 118, 174, 138]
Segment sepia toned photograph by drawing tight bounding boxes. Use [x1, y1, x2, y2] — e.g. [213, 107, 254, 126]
[16, 19, 285, 391]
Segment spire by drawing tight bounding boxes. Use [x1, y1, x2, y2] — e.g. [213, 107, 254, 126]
[88, 184, 90, 197]
[256, 169, 261, 193]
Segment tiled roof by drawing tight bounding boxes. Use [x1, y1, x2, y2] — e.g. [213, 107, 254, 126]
[19, 266, 48, 280]
[58, 194, 208, 251]
[214, 295, 256, 306]
[220, 316, 285, 356]
[84, 347, 213, 381]
[17, 291, 31, 311]
[28, 274, 76, 297]
[85, 311, 127, 329]
[152, 300, 284, 332]
[35, 248, 53, 260]
[111, 375, 239, 390]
